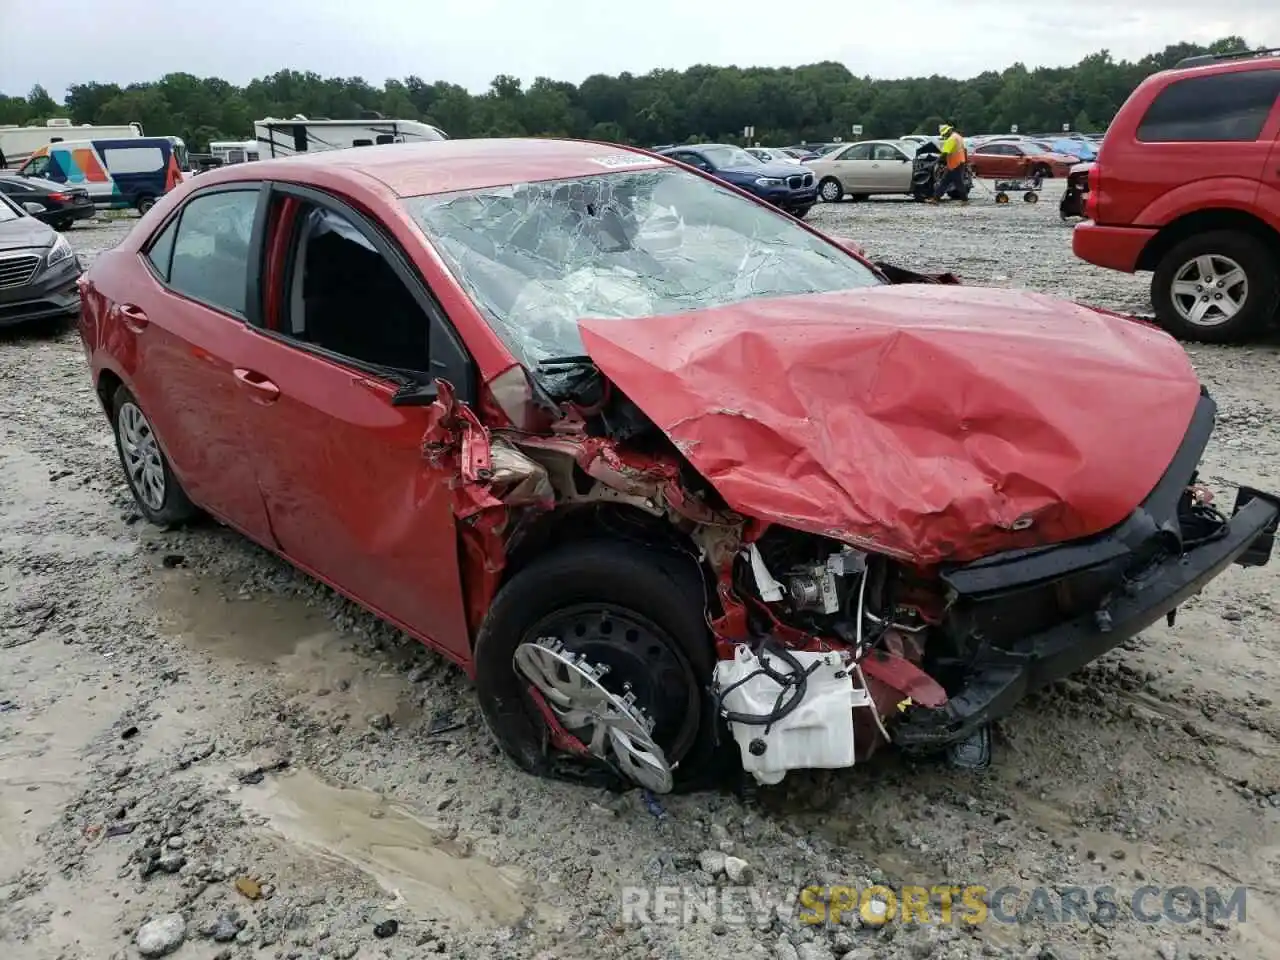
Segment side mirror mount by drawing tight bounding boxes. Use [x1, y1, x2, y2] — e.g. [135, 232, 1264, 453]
[391, 379, 439, 407]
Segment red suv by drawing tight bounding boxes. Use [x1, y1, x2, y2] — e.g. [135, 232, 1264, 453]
[1073, 49, 1280, 342]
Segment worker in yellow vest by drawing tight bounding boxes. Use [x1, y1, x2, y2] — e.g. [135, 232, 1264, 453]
[931, 123, 968, 203]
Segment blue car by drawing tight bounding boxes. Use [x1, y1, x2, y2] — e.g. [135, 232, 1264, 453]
[657, 144, 817, 218]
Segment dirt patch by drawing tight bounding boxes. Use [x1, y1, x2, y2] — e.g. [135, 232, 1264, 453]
[2, 211, 1278, 959]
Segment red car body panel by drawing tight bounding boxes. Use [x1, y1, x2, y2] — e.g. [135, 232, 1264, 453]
[579, 284, 1201, 566]
[1071, 222, 1158, 273]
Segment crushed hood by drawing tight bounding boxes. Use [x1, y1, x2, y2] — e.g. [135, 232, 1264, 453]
[578, 285, 1202, 565]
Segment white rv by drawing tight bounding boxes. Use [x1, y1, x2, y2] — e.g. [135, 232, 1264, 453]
[209, 139, 262, 165]
[253, 116, 448, 158]
[0, 118, 143, 169]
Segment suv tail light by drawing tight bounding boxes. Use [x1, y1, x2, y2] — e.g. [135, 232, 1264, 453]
[1084, 165, 1100, 221]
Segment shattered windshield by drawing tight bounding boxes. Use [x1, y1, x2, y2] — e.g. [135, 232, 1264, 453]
[405, 167, 881, 369]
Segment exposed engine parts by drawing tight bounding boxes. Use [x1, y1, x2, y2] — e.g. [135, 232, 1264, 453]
[513, 638, 674, 793]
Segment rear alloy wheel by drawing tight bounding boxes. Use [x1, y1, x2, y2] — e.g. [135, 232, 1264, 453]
[110, 385, 198, 526]
[1151, 231, 1278, 343]
[474, 539, 720, 793]
[818, 178, 844, 203]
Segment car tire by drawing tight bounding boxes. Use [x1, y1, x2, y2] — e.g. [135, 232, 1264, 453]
[790, 205, 813, 220]
[109, 385, 198, 526]
[54, 219, 74, 231]
[135, 195, 157, 214]
[1032, 163, 1051, 180]
[473, 539, 723, 793]
[1150, 231, 1278, 344]
[818, 178, 844, 203]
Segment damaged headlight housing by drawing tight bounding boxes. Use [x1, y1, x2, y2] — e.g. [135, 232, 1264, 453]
[46, 234, 74, 269]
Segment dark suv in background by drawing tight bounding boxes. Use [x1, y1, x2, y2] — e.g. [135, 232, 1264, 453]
[1072, 48, 1280, 342]
[657, 144, 818, 218]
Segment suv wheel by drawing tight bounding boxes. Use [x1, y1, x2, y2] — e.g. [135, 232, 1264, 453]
[1151, 231, 1278, 343]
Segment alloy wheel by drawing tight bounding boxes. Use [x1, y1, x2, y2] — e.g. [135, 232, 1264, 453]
[117, 401, 166, 510]
[1171, 254, 1248, 327]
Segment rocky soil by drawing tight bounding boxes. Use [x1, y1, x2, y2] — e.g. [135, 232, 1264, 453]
[2, 191, 1279, 960]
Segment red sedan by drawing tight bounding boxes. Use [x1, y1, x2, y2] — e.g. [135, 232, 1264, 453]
[76, 138, 1277, 793]
[968, 141, 1077, 179]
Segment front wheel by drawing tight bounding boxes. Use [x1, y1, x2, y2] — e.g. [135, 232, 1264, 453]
[790, 204, 812, 220]
[54, 219, 74, 231]
[474, 540, 719, 793]
[110, 385, 198, 526]
[818, 178, 844, 203]
[1150, 231, 1278, 343]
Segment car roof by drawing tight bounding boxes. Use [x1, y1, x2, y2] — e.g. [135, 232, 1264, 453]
[200, 138, 670, 199]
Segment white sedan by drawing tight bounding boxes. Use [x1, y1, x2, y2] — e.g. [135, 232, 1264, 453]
[806, 139, 919, 202]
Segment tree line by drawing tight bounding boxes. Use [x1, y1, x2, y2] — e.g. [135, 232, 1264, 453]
[0, 37, 1253, 152]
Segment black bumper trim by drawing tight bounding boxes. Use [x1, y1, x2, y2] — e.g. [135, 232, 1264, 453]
[894, 496, 1280, 748]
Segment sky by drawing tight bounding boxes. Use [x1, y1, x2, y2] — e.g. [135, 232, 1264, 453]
[1, 0, 1277, 100]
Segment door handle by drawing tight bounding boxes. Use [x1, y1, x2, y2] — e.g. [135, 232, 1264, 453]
[119, 303, 149, 332]
[232, 368, 281, 404]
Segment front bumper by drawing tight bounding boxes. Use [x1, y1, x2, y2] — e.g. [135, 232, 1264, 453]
[894, 491, 1278, 747]
[895, 391, 1279, 748]
[758, 187, 818, 208]
[0, 257, 83, 327]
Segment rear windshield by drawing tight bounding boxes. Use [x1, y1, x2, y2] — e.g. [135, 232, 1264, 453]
[405, 167, 881, 367]
[1137, 69, 1280, 142]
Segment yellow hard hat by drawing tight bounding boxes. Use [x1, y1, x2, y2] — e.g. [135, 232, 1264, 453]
[939, 124, 953, 136]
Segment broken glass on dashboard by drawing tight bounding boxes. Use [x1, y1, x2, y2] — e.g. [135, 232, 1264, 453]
[404, 168, 881, 372]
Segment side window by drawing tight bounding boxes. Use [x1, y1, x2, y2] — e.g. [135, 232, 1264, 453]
[21, 155, 52, 178]
[844, 144, 873, 161]
[872, 144, 904, 161]
[281, 203, 430, 372]
[375, 134, 395, 145]
[1138, 70, 1280, 142]
[167, 190, 259, 315]
[145, 217, 179, 280]
[102, 146, 164, 174]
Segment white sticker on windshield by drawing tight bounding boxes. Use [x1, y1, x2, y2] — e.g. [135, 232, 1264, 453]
[588, 154, 662, 169]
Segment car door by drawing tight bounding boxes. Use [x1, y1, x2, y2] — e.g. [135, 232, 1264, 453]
[98, 185, 275, 541]
[827, 142, 875, 190]
[232, 184, 474, 662]
[872, 143, 913, 192]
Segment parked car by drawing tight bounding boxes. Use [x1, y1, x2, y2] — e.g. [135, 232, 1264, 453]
[747, 146, 815, 164]
[807, 139, 919, 202]
[16, 137, 185, 213]
[968, 141, 1077, 180]
[657, 143, 816, 217]
[1073, 48, 1280, 342]
[0, 174, 95, 230]
[0, 190, 82, 328]
[76, 138, 1278, 793]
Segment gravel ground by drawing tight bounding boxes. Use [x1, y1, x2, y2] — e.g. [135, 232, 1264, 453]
[3, 191, 1279, 960]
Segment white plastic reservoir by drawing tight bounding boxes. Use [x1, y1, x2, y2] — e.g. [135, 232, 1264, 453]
[713, 645, 867, 785]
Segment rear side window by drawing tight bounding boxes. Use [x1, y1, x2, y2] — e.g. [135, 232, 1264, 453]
[1138, 69, 1280, 142]
[166, 190, 259, 315]
[145, 218, 178, 279]
[102, 146, 165, 173]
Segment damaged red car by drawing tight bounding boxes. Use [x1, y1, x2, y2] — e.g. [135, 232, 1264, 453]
[77, 138, 1280, 793]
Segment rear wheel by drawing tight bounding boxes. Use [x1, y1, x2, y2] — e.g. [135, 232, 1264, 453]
[135, 194, 156, 214]
[474, 540, 720, 793]
[54, 219, 74, 231]
[790, 204, 812, 220]
[110, 385, 198, 526]
[1150, 231, 1278, 343]
[1032, 163, 1051, 180]
[818, 178, 844, 203]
